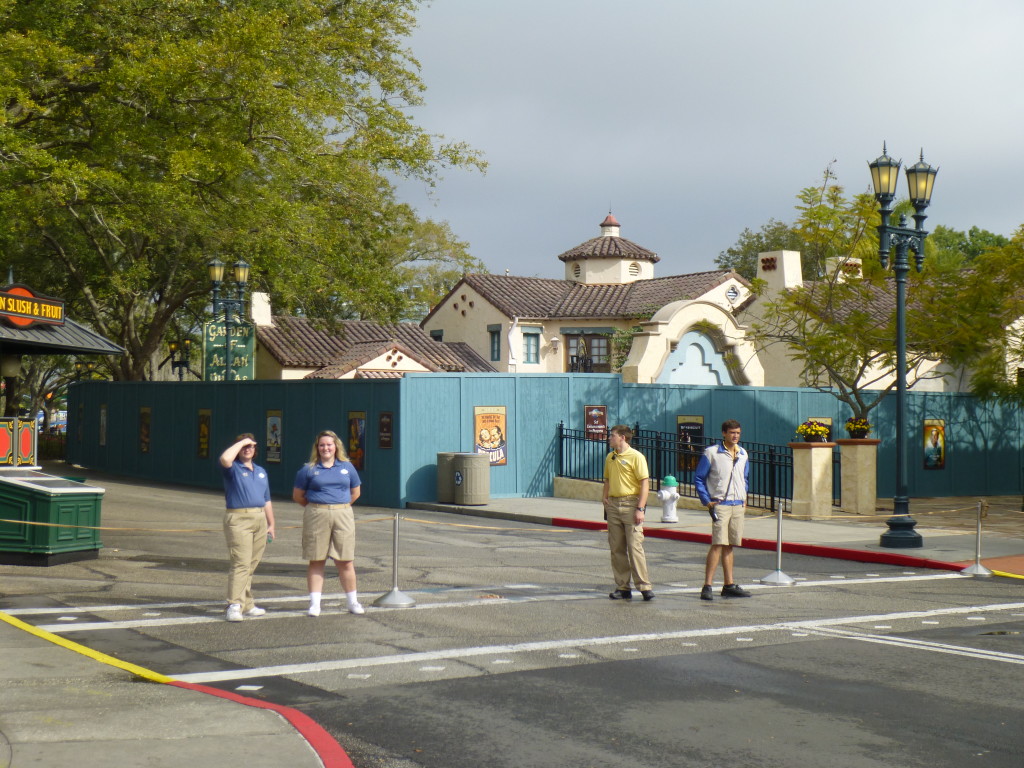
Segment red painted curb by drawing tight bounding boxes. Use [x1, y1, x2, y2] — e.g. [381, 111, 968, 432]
[549, 517, 965, 572]
[168, 680, 354, 768]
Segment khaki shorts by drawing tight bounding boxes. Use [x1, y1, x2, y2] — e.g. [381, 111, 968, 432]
[302, 503, 355, 562]
[711, 504, 745, 546]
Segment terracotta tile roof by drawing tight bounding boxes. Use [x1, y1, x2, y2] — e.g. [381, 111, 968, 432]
[460, 274, 574, 318]
[443, 341, 496, 372]
[354, 370, 404, 379]
[556, 235, 659, 263]
[258, 315, 347, 367]
[801, 278, 897, 319]
[257, 315, 495, 374]
[623, 272, 741, 314]
[456, 271, 747, 321]
[304, 340, 440, 379]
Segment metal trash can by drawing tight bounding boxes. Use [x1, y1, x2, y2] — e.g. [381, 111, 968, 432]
[436, 452, 458, 503]
[452, 452, 490, 505]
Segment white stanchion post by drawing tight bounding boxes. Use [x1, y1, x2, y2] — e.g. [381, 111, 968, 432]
[373, 512, 417, 607]
[961, 500, 993, 578]
[759, 502, 795, 586]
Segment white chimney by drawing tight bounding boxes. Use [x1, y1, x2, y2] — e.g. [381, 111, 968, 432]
[600, 213, 620, 238]
[251, 292, 274, 326]
[756, 250, 804, 296]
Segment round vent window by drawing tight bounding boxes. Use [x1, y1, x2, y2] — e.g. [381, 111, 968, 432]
[726, 286, 740, 302]
[629, 262, 641, 276]
[573, 263, 581, 279]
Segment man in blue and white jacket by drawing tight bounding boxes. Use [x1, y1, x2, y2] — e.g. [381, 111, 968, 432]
[694, 419, 752, 601]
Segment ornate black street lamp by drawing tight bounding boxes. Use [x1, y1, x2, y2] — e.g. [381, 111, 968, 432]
[73, 360, 97, 381]
[207, 258, 250, 381]
[868, 144, 938, 548]
[168, 339, 193, 381]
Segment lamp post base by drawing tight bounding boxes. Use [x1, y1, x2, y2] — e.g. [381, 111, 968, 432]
[879, 515, 924, 548]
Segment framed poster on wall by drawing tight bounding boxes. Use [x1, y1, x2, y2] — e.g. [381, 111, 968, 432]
[676, 415, 704, 471]
[379, 412, 393, 449]
[348, 411, 366, 470]
[265, 410, 282, 463]
[923, 419, 946, 470]
[474, 405, 507, 466]
[197, 409, 211, 459]
[139, 406, 151, 454]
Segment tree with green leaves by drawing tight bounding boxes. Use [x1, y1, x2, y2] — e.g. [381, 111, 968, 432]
[928, 224, 1009, 269]
[792, 167, 880, 280]
[0, 0, 484, 379]
[717, 167, 880, 281]
[946, 228, 1024, 402]
[387, 219, 487, 321]
[715, 219, 803, 280]
[747, 173, 1023, 424]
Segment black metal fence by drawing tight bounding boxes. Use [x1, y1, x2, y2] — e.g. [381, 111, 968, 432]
[557, 422, 808, 514]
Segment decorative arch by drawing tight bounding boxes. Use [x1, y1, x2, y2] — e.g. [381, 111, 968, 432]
[657, 331, 728, 384]
[621, 300, 765, 385]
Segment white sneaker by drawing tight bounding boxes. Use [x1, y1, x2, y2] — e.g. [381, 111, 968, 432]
[347, 602, 365, 615]
[244, 606, 266, 617]
[307, 604, 321, 617]
[226, 604, 243, 622]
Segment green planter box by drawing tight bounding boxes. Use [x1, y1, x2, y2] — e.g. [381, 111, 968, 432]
[0, 470, 105, 566]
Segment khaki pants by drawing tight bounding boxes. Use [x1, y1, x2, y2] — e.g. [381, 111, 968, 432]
[223, 507, 268, 611]
[604, 495, 651, 591]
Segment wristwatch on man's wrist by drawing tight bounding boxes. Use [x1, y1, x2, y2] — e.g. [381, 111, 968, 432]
[636, 506, 646, 513]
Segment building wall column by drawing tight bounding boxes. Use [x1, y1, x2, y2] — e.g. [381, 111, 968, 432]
[836, 438, 880, 516]
[788, 442, 835, 519]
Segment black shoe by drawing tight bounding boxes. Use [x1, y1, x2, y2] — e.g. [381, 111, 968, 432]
[721, 583, 752, 598]
[700, 585, 714, 601]
[640, 590, 655, 601]
[609, 589, 632, 600]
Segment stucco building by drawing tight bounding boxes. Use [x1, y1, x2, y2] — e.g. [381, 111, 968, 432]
[421, 214, 764, 385]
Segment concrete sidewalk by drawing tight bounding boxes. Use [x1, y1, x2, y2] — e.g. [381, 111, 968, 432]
[408, 493, 1024, 577]
[0, 615, 330, 768]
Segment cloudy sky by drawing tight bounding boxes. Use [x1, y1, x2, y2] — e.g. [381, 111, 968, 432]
[395, 0, 1024, 280]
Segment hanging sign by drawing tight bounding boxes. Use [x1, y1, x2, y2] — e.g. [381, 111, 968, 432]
[0, 284, 65, 328]
[203, 320, 255, 381]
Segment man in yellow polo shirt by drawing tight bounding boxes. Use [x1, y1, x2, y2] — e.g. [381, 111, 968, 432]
[602, 424, 653, 600]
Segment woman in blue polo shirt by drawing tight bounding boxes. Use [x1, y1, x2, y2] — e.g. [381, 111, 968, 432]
[292, 430, 363, 617]
[219, 433, 276, 622]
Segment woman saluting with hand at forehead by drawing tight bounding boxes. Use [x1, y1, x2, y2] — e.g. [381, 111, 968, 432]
[292, 430, 364, 617]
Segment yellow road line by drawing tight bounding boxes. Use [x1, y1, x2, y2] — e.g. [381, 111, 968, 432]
[0, 610, 173, 683]
[992, 569, 1024, 580]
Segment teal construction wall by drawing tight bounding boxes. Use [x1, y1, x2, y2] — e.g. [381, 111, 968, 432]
[67, 373, 1023, 506]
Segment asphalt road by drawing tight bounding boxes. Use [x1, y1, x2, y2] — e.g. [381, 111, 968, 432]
[3, 489, 1023, 768]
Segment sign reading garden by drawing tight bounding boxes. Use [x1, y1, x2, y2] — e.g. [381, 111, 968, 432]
[203, 319, 255, 381]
